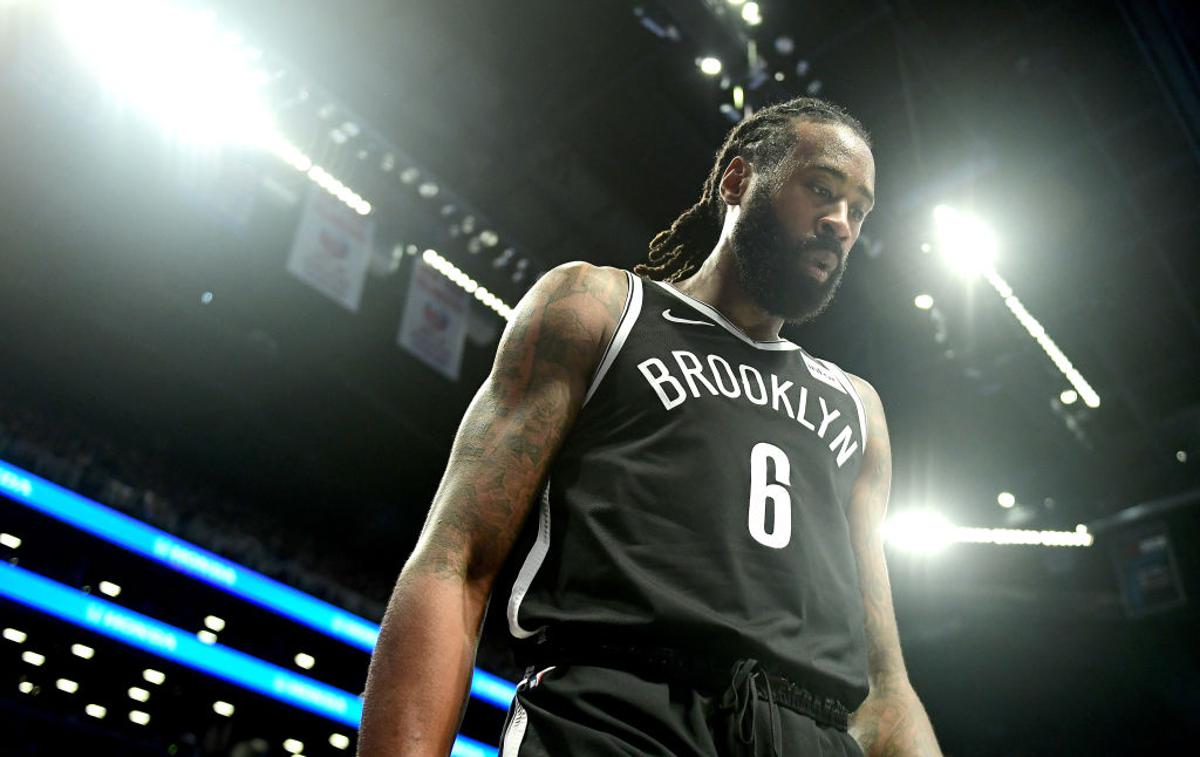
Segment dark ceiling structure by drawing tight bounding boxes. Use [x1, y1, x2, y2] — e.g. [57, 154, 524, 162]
[2, 0, 1199, 753]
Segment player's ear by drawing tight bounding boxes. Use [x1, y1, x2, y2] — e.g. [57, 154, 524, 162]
[718, 156, 751, 206]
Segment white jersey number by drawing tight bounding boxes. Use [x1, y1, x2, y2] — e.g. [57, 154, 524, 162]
[748, 442, 792, 549]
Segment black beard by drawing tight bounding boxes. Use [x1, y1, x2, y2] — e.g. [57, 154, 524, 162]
[727, 190, 847, 324]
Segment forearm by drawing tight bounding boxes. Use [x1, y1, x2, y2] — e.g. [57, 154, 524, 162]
[358, 560, 490, 757]
[850, 681, 942, 757]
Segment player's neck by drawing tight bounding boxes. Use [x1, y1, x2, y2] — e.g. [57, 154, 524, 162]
[673, 243, 784, 342]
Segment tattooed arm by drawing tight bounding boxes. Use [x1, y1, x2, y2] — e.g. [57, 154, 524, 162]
[357, 262, 628, 757]
[845, 376, 943, 757]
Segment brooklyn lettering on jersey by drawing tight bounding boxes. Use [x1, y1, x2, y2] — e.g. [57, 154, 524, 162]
[637, 349, 860, 468]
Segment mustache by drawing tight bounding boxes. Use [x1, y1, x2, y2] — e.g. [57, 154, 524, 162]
[798, 235, 842, 255]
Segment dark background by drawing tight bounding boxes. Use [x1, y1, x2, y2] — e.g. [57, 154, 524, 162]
[2, 0, 1199, 754]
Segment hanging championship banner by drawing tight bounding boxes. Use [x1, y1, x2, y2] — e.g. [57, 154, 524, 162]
[286, 188, 374, 312]
[397, 260, 469, 382]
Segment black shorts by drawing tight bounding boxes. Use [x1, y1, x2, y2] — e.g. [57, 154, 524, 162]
[498, 664, 865, 756]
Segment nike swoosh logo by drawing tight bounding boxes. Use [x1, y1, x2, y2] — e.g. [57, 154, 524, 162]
[662, 309, 713, 327]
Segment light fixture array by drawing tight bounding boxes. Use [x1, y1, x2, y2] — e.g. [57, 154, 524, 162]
[422, 249, 514, 321]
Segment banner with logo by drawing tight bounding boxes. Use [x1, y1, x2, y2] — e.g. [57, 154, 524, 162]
[286, 188, 374, 312]
[397, 261, 469, 381]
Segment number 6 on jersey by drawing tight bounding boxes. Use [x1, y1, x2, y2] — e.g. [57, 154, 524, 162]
[748, 442, 792, 549]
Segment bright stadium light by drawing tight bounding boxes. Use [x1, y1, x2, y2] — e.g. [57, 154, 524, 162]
[422, 249, 514, 320]
[0, 532, 20, 549]
[204, 615, 226, 633]
[1060, 389, 1078, 405]
[882, 510, 955, 555]
[933, 204, 1100, 409]
[18, 681, 34, 694]
[85, 703, 107, 719]
[213, 700, 235, 717]
[71, 643, 95, 659]
[55, 0, 276, 146]
[129, 710, 151, 726]
[741, 2, 763, 25]
[698, 57, 722, 76]
[143, 669, 166, 685]
[886, 513, 1094, 551]
[22, 650, 46, 666]
[56, 678, 80, 694]
[997, 491, 1016, 508]
[283, 739, 305, 754]
[914, 294, 934, 310]
[128, 686, 151, 702]
[98, 581, 121, 598]
[932, 204, 997, 279]
[54, 0, 372, 216]
[294, 652, 315, 670]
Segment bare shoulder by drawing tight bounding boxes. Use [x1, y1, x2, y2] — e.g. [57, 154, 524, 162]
[501, 261, 629, 367]
[845, 372, 882, 410]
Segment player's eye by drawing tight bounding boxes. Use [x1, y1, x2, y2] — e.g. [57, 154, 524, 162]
[809, 184, 832, 198]
[851, 207, 866, 222]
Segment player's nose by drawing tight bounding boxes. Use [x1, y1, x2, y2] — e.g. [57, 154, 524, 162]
[816, 202, 852, 245]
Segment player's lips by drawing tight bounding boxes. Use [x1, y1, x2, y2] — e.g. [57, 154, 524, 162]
[799, 246, 839, 282]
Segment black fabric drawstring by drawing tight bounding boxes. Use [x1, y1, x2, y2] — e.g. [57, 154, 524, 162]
[721, 659, 783, 757]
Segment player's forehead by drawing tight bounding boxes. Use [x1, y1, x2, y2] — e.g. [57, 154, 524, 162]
[783, 119, 875, 190]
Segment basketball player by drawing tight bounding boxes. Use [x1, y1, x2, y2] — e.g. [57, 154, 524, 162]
[359, 97, 942, 756]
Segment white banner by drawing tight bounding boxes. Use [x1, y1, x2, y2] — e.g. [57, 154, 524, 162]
[397, 261, 469, 382]
[286, 188, 374, 312]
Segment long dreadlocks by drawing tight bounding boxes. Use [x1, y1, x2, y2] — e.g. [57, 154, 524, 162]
[634, 97, 870, 283]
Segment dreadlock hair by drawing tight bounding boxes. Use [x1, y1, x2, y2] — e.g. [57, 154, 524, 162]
[635, 97, 871, 282]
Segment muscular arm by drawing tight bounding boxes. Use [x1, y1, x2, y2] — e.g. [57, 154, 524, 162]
[357, 262, 628, 757]
[845, 376, 942, 757]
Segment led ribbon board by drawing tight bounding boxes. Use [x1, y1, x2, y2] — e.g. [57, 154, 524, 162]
[0, 562, 498, 757]
[0, 458, 516, 710]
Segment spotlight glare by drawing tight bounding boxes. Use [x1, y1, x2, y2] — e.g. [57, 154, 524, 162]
[18, 681, 34, 694]
[129, 710, 150, 726]
[997, 492, 1016, 509]
[213, 700, 236, 717]
[197, 630, 218, 645]
[204, 615, 226, 632]
[128, 686, 150, 703]
[143, 669, 165, 685]
[1059, 389, 1078, 405]
[741, 2, 762, 24]
[913, 294, 934, 310]
[0, 532, 20, 549]
[294, 652, 315, 670]
[882, 510, 954, 554]
[284, 739, 305, 754]
[699, 57, 722, 76]
[932, 204, 997, 279]
[71, 643, 94, 659]
[22, 650, 45, 666]
[98, 580, 121, 597]
[56, 678, 79, 694]
[86, 703, 107, 719]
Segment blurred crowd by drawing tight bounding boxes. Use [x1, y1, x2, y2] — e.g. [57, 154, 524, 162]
[0, 399, 388, 622]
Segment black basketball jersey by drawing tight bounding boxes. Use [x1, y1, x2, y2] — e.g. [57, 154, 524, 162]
[502, 270, 871, 708]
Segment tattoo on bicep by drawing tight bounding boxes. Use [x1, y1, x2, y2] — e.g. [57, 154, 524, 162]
[411, 266, 626, 582]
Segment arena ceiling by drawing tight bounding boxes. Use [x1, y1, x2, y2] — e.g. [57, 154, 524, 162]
[205, 0, 1200, 524]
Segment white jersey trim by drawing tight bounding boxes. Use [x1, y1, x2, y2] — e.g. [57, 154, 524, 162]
[654, 281, 802, 352]
[823, 358, 869, 450]
[506, 484, 551, 639]
[583, 271, 642, 406]
[500, 697, 529, 757]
